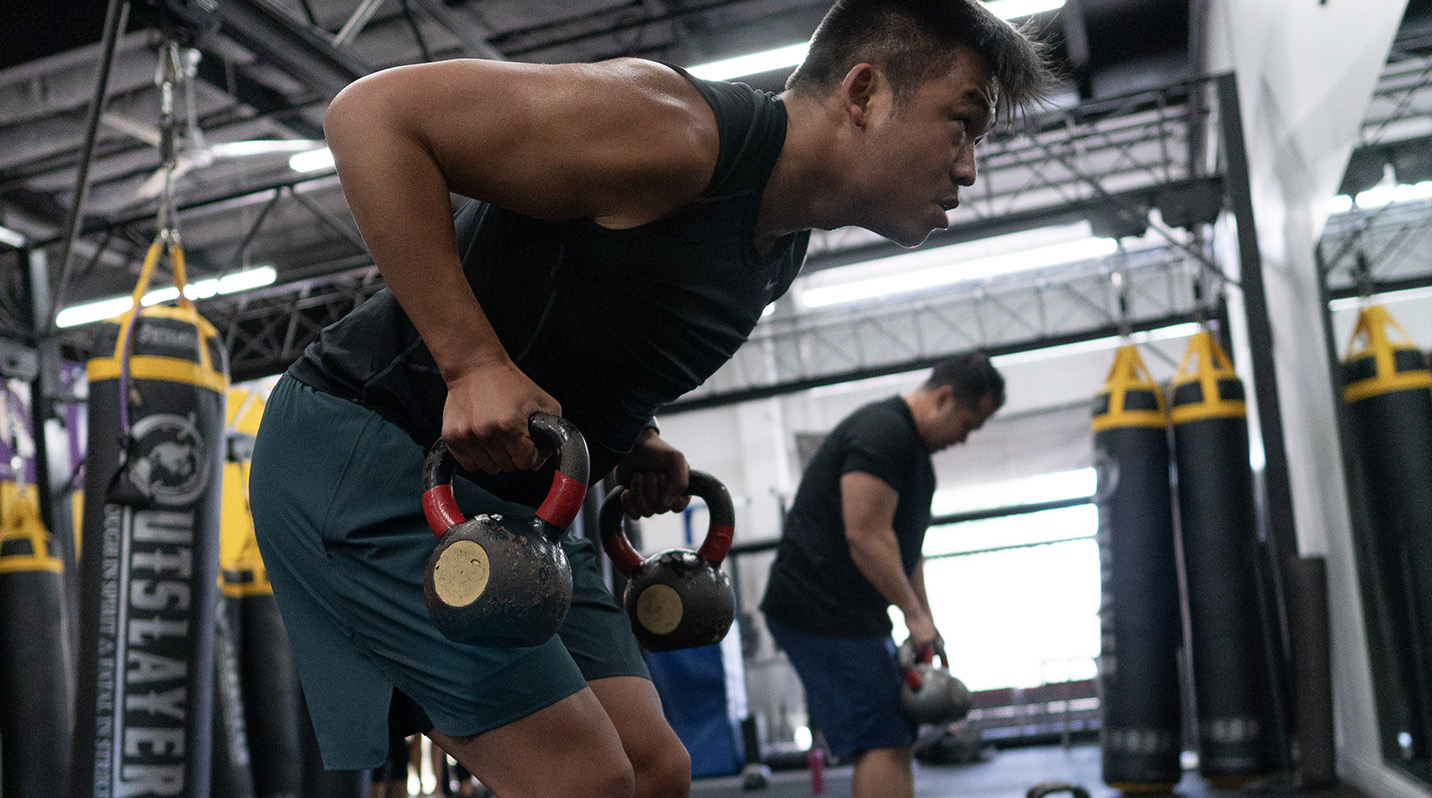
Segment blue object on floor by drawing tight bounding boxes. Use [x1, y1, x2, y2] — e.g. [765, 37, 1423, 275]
[646, 637, 746, 778]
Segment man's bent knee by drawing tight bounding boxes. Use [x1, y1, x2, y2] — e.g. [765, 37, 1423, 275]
[633, 738, 690, 798]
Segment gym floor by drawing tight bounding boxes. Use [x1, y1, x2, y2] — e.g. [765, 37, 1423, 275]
[689, 743, 1372, 798]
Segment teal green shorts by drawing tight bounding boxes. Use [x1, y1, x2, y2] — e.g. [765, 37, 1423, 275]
[250, 375, 649, 770]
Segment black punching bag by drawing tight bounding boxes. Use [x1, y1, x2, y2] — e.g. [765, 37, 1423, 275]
[72, 237, 229, 798]
[211, 594, 255, 798]
[1342, 304, 1432, 756]
[1168, 329, 1279, 785]
[222, 387, 305, 798]
[1092, 344, 1183, 790]
[0, 476, 73, 796]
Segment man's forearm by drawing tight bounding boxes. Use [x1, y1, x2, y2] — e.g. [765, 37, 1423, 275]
[848, 530, 925, 621]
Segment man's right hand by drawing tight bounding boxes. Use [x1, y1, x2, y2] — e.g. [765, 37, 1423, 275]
[440, 359, 562, 474]
[904, 609, 941, 657]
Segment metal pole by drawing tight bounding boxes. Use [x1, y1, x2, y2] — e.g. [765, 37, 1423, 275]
[1215, 71, 1298, 776]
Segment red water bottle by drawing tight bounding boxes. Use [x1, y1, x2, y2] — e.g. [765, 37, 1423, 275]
[807, 746, 824, 795]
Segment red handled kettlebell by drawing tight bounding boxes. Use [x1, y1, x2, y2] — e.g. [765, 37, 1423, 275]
[421, 413, 589, 647]
[898, 638, 972, 725]
[598, 470, 736, 651]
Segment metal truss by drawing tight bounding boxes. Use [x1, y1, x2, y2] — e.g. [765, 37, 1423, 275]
[210, 264, 384, 383]
[1321, 197, 1432, 298]
[671, 245, 1208, 412]
[965, 82, 1202, 224]
[1322, 42, 1432, 300]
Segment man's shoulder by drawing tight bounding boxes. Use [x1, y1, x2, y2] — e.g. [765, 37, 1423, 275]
[843, 396, 911, 430]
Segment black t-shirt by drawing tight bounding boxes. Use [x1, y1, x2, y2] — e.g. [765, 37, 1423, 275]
[288, 65, 810, 505]
[761, 396, 936, 637]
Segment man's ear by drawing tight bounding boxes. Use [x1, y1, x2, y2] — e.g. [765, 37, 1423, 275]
[932, 383, 956, 411]
[839, 63, 879, 127]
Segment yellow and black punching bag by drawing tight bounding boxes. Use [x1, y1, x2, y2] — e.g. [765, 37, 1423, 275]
[220, 387, 305, 798]
[212, 395, 258, 798]
[0, 472, 73, 797]
[1342, 304, 1432, 756]
[1169, 329, 1279, 785]
[72, 235, 230, 798]
[1092, 344, 1183, 791]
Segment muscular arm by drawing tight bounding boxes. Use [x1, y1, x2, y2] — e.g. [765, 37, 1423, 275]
[321, 59, 717, 472]
[841, 471, 937, 648]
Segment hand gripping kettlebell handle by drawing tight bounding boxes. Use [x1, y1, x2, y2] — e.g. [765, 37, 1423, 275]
[899, 638, 948, 690]
[421, 413, 591, 540]
[597, 469, 736, 576]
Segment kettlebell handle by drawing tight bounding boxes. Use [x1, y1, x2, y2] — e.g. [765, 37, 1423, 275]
[421, 413, 590, 540]
[899, 639, 947, 690]
[597, 470, 735, 576]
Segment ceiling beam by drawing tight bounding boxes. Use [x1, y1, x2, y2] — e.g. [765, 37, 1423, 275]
[164, 0, 372, 98]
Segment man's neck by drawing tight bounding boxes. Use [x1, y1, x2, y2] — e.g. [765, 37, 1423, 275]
[754, 91, 851, 241]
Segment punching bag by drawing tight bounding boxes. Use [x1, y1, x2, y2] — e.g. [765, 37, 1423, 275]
[1342, 303, 1432, 756]
[1092, 344, 1183, 790]
[221, 387, 304, 798]
[1168, 329, 1279, 785]
[72, 234, 229, 798]
[0, 467, 73, 797]
[211, 592, 255, 798]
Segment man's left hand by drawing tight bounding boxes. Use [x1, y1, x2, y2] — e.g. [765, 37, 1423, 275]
[614, 428, 691, 518]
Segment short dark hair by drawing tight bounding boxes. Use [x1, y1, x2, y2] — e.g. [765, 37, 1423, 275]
[786, 0, 1054, 121]
[924, 351, 1005, 409]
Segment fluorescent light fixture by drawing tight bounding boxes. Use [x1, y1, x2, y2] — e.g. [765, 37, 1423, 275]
[806, 320, 1199, 398]
[142, 287, 180, 306]
[685, 1, 1063, 81]
[0, 224, 26, 248]
[687, 43, 810, 81]
[55, 297, 133, 328]
[1354, 180, 1432, 210]
[800, 236, 1117, 308]
[218, 266, 277, 293]
[990, 321, 1201, 367]
[289, 147, 335, 173]
[55, 266, 279, 328]
[1328, 284, 1432, 313]
[1325, 194, 1353, 214]
[213, 140, 326, 157]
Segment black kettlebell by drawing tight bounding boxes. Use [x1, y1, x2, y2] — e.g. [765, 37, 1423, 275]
[898, 639, 972, 725]
[421, 413, 589, 647]
[598, 470, 737, 652]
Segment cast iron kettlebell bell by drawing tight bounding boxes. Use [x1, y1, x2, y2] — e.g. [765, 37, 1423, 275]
[421, 413, 589, 647]
[598, 470, 736, 651]
[899, 639, 972, 725]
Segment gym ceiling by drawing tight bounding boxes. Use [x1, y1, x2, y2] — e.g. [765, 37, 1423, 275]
[0, 0, 1428, 383]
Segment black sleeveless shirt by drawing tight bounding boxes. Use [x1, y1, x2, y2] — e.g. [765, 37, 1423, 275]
[289, 65, 810, 504]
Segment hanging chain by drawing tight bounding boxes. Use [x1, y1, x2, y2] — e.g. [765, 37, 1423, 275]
[1353, 250, 1374, 306]
[1111, 240, 1132, 339]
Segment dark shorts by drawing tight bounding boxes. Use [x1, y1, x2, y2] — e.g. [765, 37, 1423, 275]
[250, 375, 649, 770]
[766, 618, 915, 761]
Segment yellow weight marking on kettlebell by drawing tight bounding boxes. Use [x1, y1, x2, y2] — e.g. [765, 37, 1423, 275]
[433, 540, 491, 607]
[636, 584, 684, 635]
